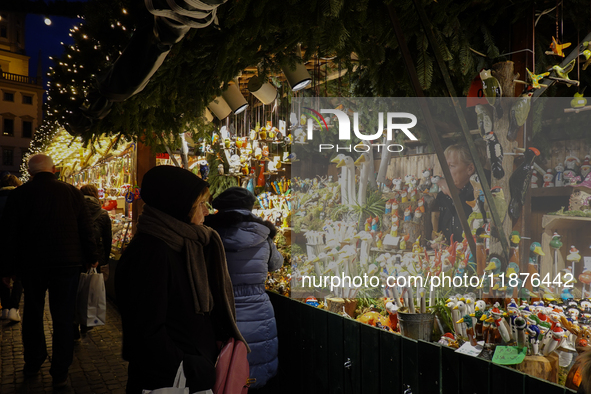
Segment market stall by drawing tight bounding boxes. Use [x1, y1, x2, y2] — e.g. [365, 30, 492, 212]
[260, 87, 591, 392]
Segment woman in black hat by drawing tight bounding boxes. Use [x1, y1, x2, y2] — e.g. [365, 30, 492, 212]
[115, 166, 247, 394]
[205, 186, 283, 390]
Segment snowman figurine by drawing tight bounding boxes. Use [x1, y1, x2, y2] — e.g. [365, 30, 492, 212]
[530, 170, 539, 188]
[542, 169, 554, 188]
[555, 163, 565, 187]
[564, 156, 580, 182]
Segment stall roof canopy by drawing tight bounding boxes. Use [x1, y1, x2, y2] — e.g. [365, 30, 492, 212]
[36, 0, 591, 149]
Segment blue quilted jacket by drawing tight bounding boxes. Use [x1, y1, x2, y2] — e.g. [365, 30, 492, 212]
[211, 209, 283, 388]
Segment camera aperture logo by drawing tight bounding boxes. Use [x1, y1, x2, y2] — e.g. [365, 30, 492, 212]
[303, 107, 419, 153]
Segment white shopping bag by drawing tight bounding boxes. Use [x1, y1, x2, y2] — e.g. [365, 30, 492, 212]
[76, 267, 106, 327]
[142, 362, 213, 394]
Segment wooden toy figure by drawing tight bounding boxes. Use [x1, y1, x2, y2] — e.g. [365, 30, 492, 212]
[419, 168, 432, 192]
[429, 175, 440, 193]
[409, 187, 417, 202]
[543, 324, 566, 356]
[471, 300, 487, 340]
[566, 246, 582, 278]
[515, 316, 528, 348]
[530, 170, 539, 188]
[400, 190, 408, 203]
[526, 242, 545, 292]
[564, 155, 580, 181]
[555, 163, 565, 187]
[550, 232, 564, 280]
[506, 299, 520, 339]
[579, 268, 591, 298]
[417, 197, 425, 213]
[399, 234, 410, 251]
[491, 305, 512, 343]
[365, 217, 372, 232]
[457, 314, 478, 346]
[391, 199, 400, 214]
[526, 315, 541, 355]
[371, 216, 379, 232]
[385, 200, 392, 214]
[542, 169, 554, 187]
[413, 207, 423, 224]
[404, 207, 412, 222]
[390, 222, 399, 237]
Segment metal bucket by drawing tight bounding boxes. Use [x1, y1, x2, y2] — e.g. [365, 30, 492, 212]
[397, 312, 435, 341]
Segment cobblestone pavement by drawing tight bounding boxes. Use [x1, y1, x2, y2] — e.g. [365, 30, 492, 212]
[0, 297, 128, 393]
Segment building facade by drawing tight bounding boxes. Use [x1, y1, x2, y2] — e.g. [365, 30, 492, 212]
[0, 12, 44, 176]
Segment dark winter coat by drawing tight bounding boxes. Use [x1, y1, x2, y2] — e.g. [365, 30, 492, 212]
[0, 186, 15, 217]
[435, 182, 474, 244]
[115, 232, 220, 393]
[0, 172, 97, 276]
[205, 209, 283, 388]
[83, 196, 112, 266]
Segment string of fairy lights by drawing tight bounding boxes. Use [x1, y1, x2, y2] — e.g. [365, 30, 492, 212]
[21, 7, 134, 180]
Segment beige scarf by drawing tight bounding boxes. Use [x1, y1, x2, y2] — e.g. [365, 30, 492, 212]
[137, 205, 247, 349]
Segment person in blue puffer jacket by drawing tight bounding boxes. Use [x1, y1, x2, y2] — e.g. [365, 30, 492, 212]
[205, 187, 283, 389]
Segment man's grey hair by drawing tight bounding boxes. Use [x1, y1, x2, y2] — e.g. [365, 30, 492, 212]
[28, 154, 55, 175]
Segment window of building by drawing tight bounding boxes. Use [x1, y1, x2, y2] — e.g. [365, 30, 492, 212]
[22, 121, 32, 138]
[2, 148, 13, 166]
[3, 92, 14, 102]
[22, 95, 33, 105]
[0, 25, 6, 39]
[3, 118, 13, 136]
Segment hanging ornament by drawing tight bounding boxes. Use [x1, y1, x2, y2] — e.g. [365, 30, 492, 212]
[257, 161, 266, 187]
[546, 36, 571, 57]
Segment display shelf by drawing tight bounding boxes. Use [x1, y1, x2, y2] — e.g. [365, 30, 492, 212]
[531, 187, 573, 198]
[540, 214, 591, 289]
[541, 214, 591, 230]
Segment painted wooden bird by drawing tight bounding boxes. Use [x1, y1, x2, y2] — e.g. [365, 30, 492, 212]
[484, 131, 505, 179]
[571, 87, 587, 108]
[470, 173, 484, 203]
[547, 36, 571, 57]
[475, 104, 493, 137]
[480, 69, 503, 117]
[582, 49, 591, 70]
[508, 147, 540, 220]
[551, 58, 576, 81]
[508, 88, 534, 142]
[489, 186, 508, 223]
[526, 68, 549, 89]
[549, 232, 563, 250]
[505, 261, 521, 298]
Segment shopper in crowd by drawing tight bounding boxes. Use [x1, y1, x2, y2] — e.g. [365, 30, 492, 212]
[205, 186, 283, 390]
[115, 166, 247, 394]
[72, 184, 112, 339]
[434, 141, 489, 244]
[0, 154, 97, 388]
[0, 174, 23, 322]
[80, 184, 112, 270]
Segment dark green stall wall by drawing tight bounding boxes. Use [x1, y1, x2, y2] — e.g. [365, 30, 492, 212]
[259, 292, 576, 394]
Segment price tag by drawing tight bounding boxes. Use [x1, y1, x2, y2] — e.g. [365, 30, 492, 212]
[455, 341, 483, 357]
[492, 346, 528, 365]
[584, 256, 591, 271]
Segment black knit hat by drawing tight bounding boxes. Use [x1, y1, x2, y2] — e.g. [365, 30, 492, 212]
[141, 165, 209, 222]
[212, 187, 256, 211]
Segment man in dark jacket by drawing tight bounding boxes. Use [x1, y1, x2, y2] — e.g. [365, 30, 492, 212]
[0, 154, 97, 388]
